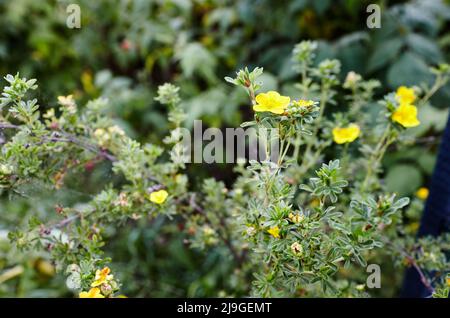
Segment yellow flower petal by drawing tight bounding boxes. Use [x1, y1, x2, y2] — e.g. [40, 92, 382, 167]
[396, 86, 416, 105]
[253, 104, 269, 112]
[255, 93, 269, 105]
[291, 242, 303, 256]
[294, 99, 315, 107]
[391, 104, 420, 128]
[269, 107, 287, 114]
[332, 124, 360, 144]
[79, 287, 105, 298]
[149, 190, 168, 204]
[267, 226, 280, 239]
[253, 91, 290, 115]
[91, 267, 113, 287]
[416, 187, 429, 200]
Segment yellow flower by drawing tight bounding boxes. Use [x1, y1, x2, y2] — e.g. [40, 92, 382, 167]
[290, 242, 303, 256]
[202, 226, 215, 236]
[405, 222, 420, 234]
[288, 212, 305, 224]
[58, 95, 74, 105]
[293, 99, 315, 107]
[344, 71, 362, 88]
[108, 125, 125, 136]
[81, 71, 96, 95]
[416, 187, 429, 200]
[246, 226, 257, 236]
[356, 284, 365, 291]
[94, 128, 110, 147]
[446, 277, 450, 287]
[267, 226, 280, 239]
[396, 86, 416, 105]
[79, 287, 105, 298]
[35, 259, 55, 276]
[310, 198, 320, 208]
[58, 95, 77, 114]
[391, 104, 420, 128]
[149, 189, 168, 204]
[91, 267, 113, 287]
[332, 124, 360, 144]
[253, 91, 290, 114]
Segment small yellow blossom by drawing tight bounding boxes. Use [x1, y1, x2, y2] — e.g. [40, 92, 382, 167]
[91, 267, 113, 287]
[115, 192, 130, 207]
[43, 108, 55, 119]
[246, 226, 257, 236]
[396, 86, 416, 105]
[293, 99, 315, 107]
[149, 189, 168, 204]
[58, 95, 77, 114]
[79, 287, 105, 298]
[310, 198, 320, 208]
[253, 91, 290, 114]
[81, 71, 96, 95]
[356, 284, 365, 291]
[58, 94, 74, 105]
[289, 212, 305, 224]
[203, 226, 215, 236]
[446, 277, 450, 287]
[405, 222, 420, 234]
[108, 125, 125, 136]
[332, 124, 360, 144]
[94, 128, 110, 146]
[344, 71, 362, 88]
[391, 104, 420, 128]
[0, 163, 13, 175]
[416, 187, 429, 200]
[290, 242, 303, 256]
[267, 226, 280, 239]
[35, 259, 55, 276]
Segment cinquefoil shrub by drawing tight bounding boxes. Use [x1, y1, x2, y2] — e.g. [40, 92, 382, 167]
[0, 42, 449, 298]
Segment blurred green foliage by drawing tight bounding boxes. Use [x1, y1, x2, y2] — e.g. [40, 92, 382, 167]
[0, 0, 449, 297]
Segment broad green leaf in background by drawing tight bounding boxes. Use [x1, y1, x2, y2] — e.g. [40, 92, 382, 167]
[385, 164, 423, 196]
[367, 38, 404, 73]
[178, 43, 218, 84]
[407, 33, 443, 64]
[387, 52, 433, 88]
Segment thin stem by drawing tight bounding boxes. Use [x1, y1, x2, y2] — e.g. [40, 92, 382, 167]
[301, 87, 328, 169]
[278, 138, 291, 166]
[360, 125, 391, 193]
[383, 239, 434, 294]
[420, 75, 444, 106]
[0, 122, 117, 162]
[44, 208, 95, 230]
[0, 122, 19, 129]
[0, 265, 24, 285]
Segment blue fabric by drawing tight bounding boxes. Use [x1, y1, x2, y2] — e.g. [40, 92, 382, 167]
[401, 114, 450, 297]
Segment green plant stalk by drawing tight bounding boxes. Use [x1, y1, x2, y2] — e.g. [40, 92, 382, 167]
[300, 87, 328, 168]
[360, 125, 392, 193]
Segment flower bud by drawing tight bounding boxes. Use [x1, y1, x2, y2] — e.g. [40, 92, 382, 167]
[100, 283, 113, 297]
[291, 242, 303, 257]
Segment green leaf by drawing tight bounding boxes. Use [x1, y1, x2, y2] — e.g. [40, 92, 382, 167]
[407, 33, 443, 64]
[385, 164, 423, 196]
[367, 38, 403, 73]
[387, 52, 433, 88]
